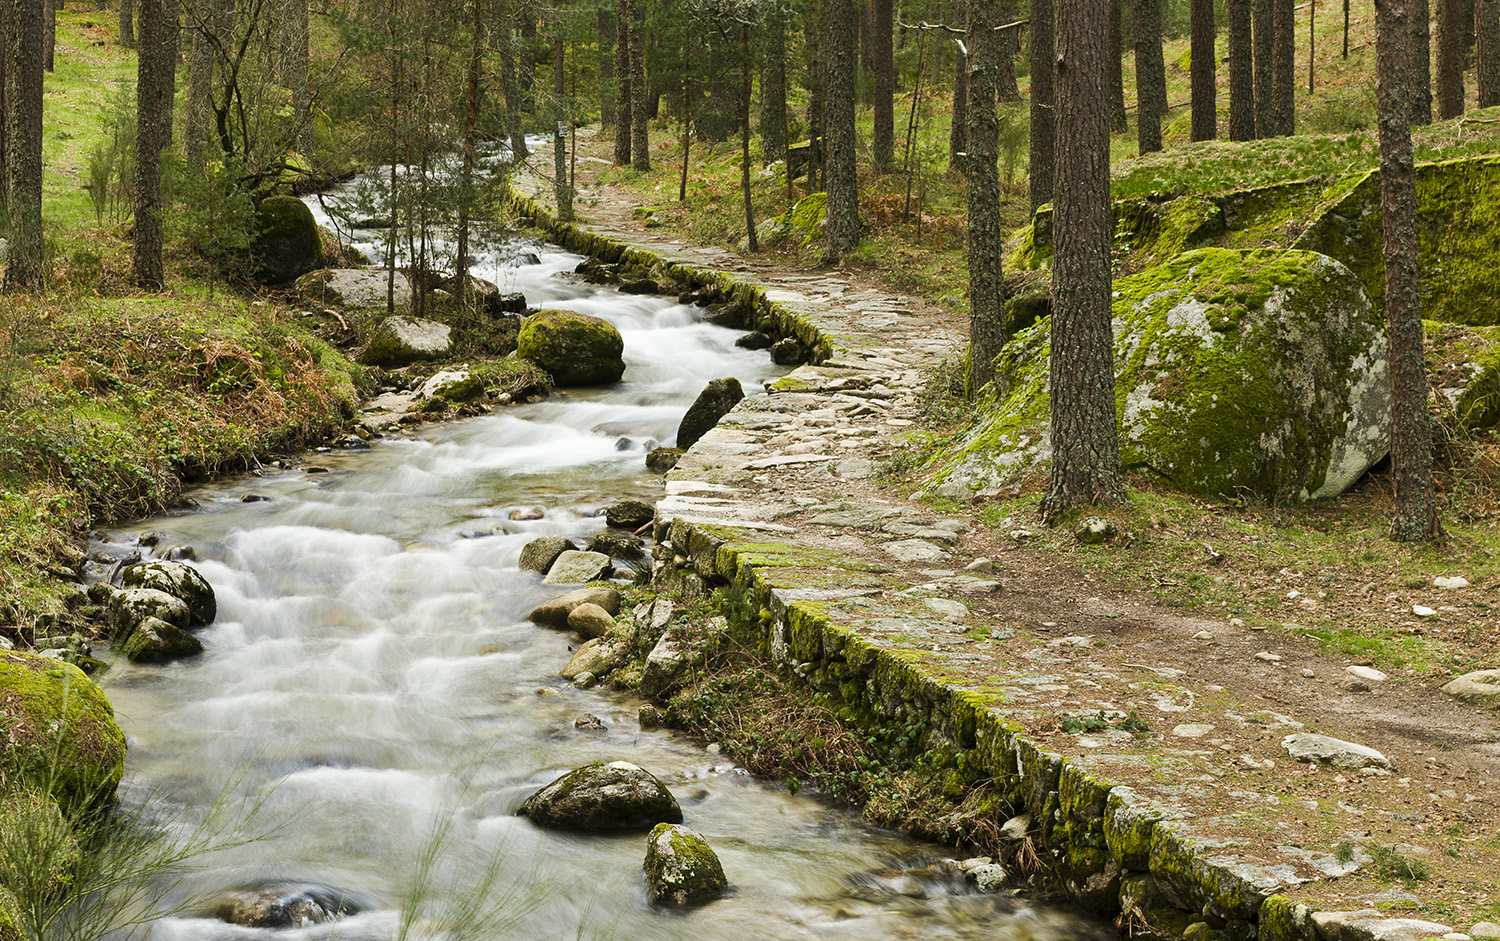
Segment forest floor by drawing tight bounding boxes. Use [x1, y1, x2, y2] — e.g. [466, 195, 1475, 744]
[509, 127, 1500, 933]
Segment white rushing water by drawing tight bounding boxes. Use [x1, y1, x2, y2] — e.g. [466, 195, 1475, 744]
[94, 193, 1104, 940]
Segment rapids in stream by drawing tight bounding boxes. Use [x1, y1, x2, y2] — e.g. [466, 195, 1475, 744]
[91, 197, 1106, 940]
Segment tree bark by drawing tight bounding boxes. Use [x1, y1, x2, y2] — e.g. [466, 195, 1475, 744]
[760, 14, 787, 164]
[822, 0, 858, 265]
[120, 0, 134, 47]
[1437, 0, 1465, 117]
[518, 10, 535, 112]
[42, 0, 53, 71]
[288, 0, 312, 156]
[1411, 0, 1433, 124]
[1253, 0, 1272, 135]
[1270, 0, 1294, 134]
[1229, 0, 1256, 139]
[997, 27, 1020, 101]
[498, 9, 527, 160]
[184, 0, 219, 170]
[1135, 0, 1166, 153]
[806, 6, 826, 191]
[1481, 0, 1500, 106]
[741, 24, 756, 251]
[133, 0, 169, 290]
[613, 0, 630, 164]
[456, 0, 484, 302]
[1109, 0, 1127, 131]
[1042, 0, 1125, 522]
[1190, 0, 1216, 139]
[161, 0, 177, 148]
[1, 0, 12, 214]
[5, 0, 46, 291]
[1028, 0, 1054, 211]
[872, 0, 894, 172]
[1376, 0, 1442, 542]
[967, 0, 1007, 393]
[949, 41, 968, 173]
[628, 0, 649, 170]
[598, 8, 615, 128]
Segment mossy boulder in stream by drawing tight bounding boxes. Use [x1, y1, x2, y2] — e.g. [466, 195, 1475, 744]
[0, 652, 126, 819]
[516, 760, 682, 832]
[516, 309, 625, 386]
[121, 560, 216, 625]
[643, 823, 727, 907]
[932, 248, 1388, 501]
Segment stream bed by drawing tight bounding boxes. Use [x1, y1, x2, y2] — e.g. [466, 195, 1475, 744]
[94, 212, 1106, 940]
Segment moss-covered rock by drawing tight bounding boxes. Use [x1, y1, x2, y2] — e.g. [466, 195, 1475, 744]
[359, 316, 453, 367]
[120, 560, 216, 626]
[295, 268, 413, 310]
[0, 652, 126, 819]
[1425, 321, 1500, 430]
[106, 587, 191, 637]
[932, 248, 1388, 501]
[516, 761, 682, 831]
[643, 823, 728, 906]
[250, 196, 324, 286]
[121, 616, 205, 664]
[677, 378, 744, 450]
[516, 309, 625, 386]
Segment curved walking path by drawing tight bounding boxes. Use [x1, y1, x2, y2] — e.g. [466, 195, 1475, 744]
[509, 143, 1500, 941]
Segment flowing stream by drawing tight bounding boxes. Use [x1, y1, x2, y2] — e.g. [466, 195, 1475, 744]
[95, 194, 1104, 940]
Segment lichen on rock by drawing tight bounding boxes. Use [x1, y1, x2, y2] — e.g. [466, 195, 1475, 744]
[643, 823, 728, 906]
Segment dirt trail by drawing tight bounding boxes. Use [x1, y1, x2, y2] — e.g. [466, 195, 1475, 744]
[515, 138, 1500, 930]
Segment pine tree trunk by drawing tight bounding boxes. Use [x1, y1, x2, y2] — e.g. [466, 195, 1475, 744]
[162, 0, 176, 148]
[760, 16, 787, 164]
[968, 0, 1007, 393]
[1135, 0, 1165, 153]
[518, 11, 535, 112]
[1110, 0, 1128, 131]
[184, 0, 217, 170]
[1270, 0, 1295, 134]
[120, 0, 134, 47]
[133, 0, 169, 290]
[872, 0, 894, 172]
[1376, 0, 1442, 542]
[43, 0, 54, 71]
[498, 11, 527, 160]
[949, 43, 968, 173]
[598, 8, 615, 128]
[1437, 0, 1465, 116]
[613, 0, 630, 165]
[806, 11, 825, 190]
[997, 27, 1020, 101]
[1411, 0, 1433, 124]
[1229, 0, 1256, 139]
[628, 0, 649, 171]
[1043, 0, 1124, 522]
[289, 0, 311, 156]
[456, 0, 484, 296]
[822, 0, 858, 265]
[741, 25, 756, 250]
[1253, 0, 1273, 135]
[5, 0, 46, 291]
[1190, 0, 1216, 139]
[1029, 0, 1054, 211]
[1, 0, 12, 213]
[1481, 0, 1500, 106]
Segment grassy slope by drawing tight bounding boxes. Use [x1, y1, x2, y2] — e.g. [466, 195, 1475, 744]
[0, 3, 368, 641]
[572, 4, 1500, 683]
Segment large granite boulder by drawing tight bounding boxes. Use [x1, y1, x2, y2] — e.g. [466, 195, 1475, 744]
[121, 616, 205, 664]
[676, 378, 744, 450]
[295, 268, 413, 309]
[250, 196, 324, 286]
[121, 560, 216, 626]
[0, 652, 127, 818]
[516, 761, 683, 831]
[936, 248, 1388, 502]
[107, 587, 191, 637]
[360, 316, 453, 367]
[643, 823, 728, 907]
[517, 310, 626, 386]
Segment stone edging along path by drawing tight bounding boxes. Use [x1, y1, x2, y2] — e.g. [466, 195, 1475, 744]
[504, 183, 1470, 941]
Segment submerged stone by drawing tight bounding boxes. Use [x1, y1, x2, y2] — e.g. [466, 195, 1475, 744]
[643, 823, 728, 906]
[516, 761, 682, 831]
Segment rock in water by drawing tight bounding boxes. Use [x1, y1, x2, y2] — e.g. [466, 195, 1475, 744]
[519, 536, 577, 574]
[527, 586, 622, 628]
[541, 550, 613, 585]
[0, 652, 126, 818]
[360, 316, 453, 367]
[566, 602, 616, 639]
[676, 378, 744, 450]
[605, 500, 654, 530]
[107, 587, 191, 636]
[121, 617, 204, 664]
[209, 884, 357, 928]
[643, 823, 728, 906]
[516, 761, 683, 831]
[646, 447, 684, 474]
[121, 560, 216, 625]
[516, 309, 626, 386]
[250, 196, 324, 285]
